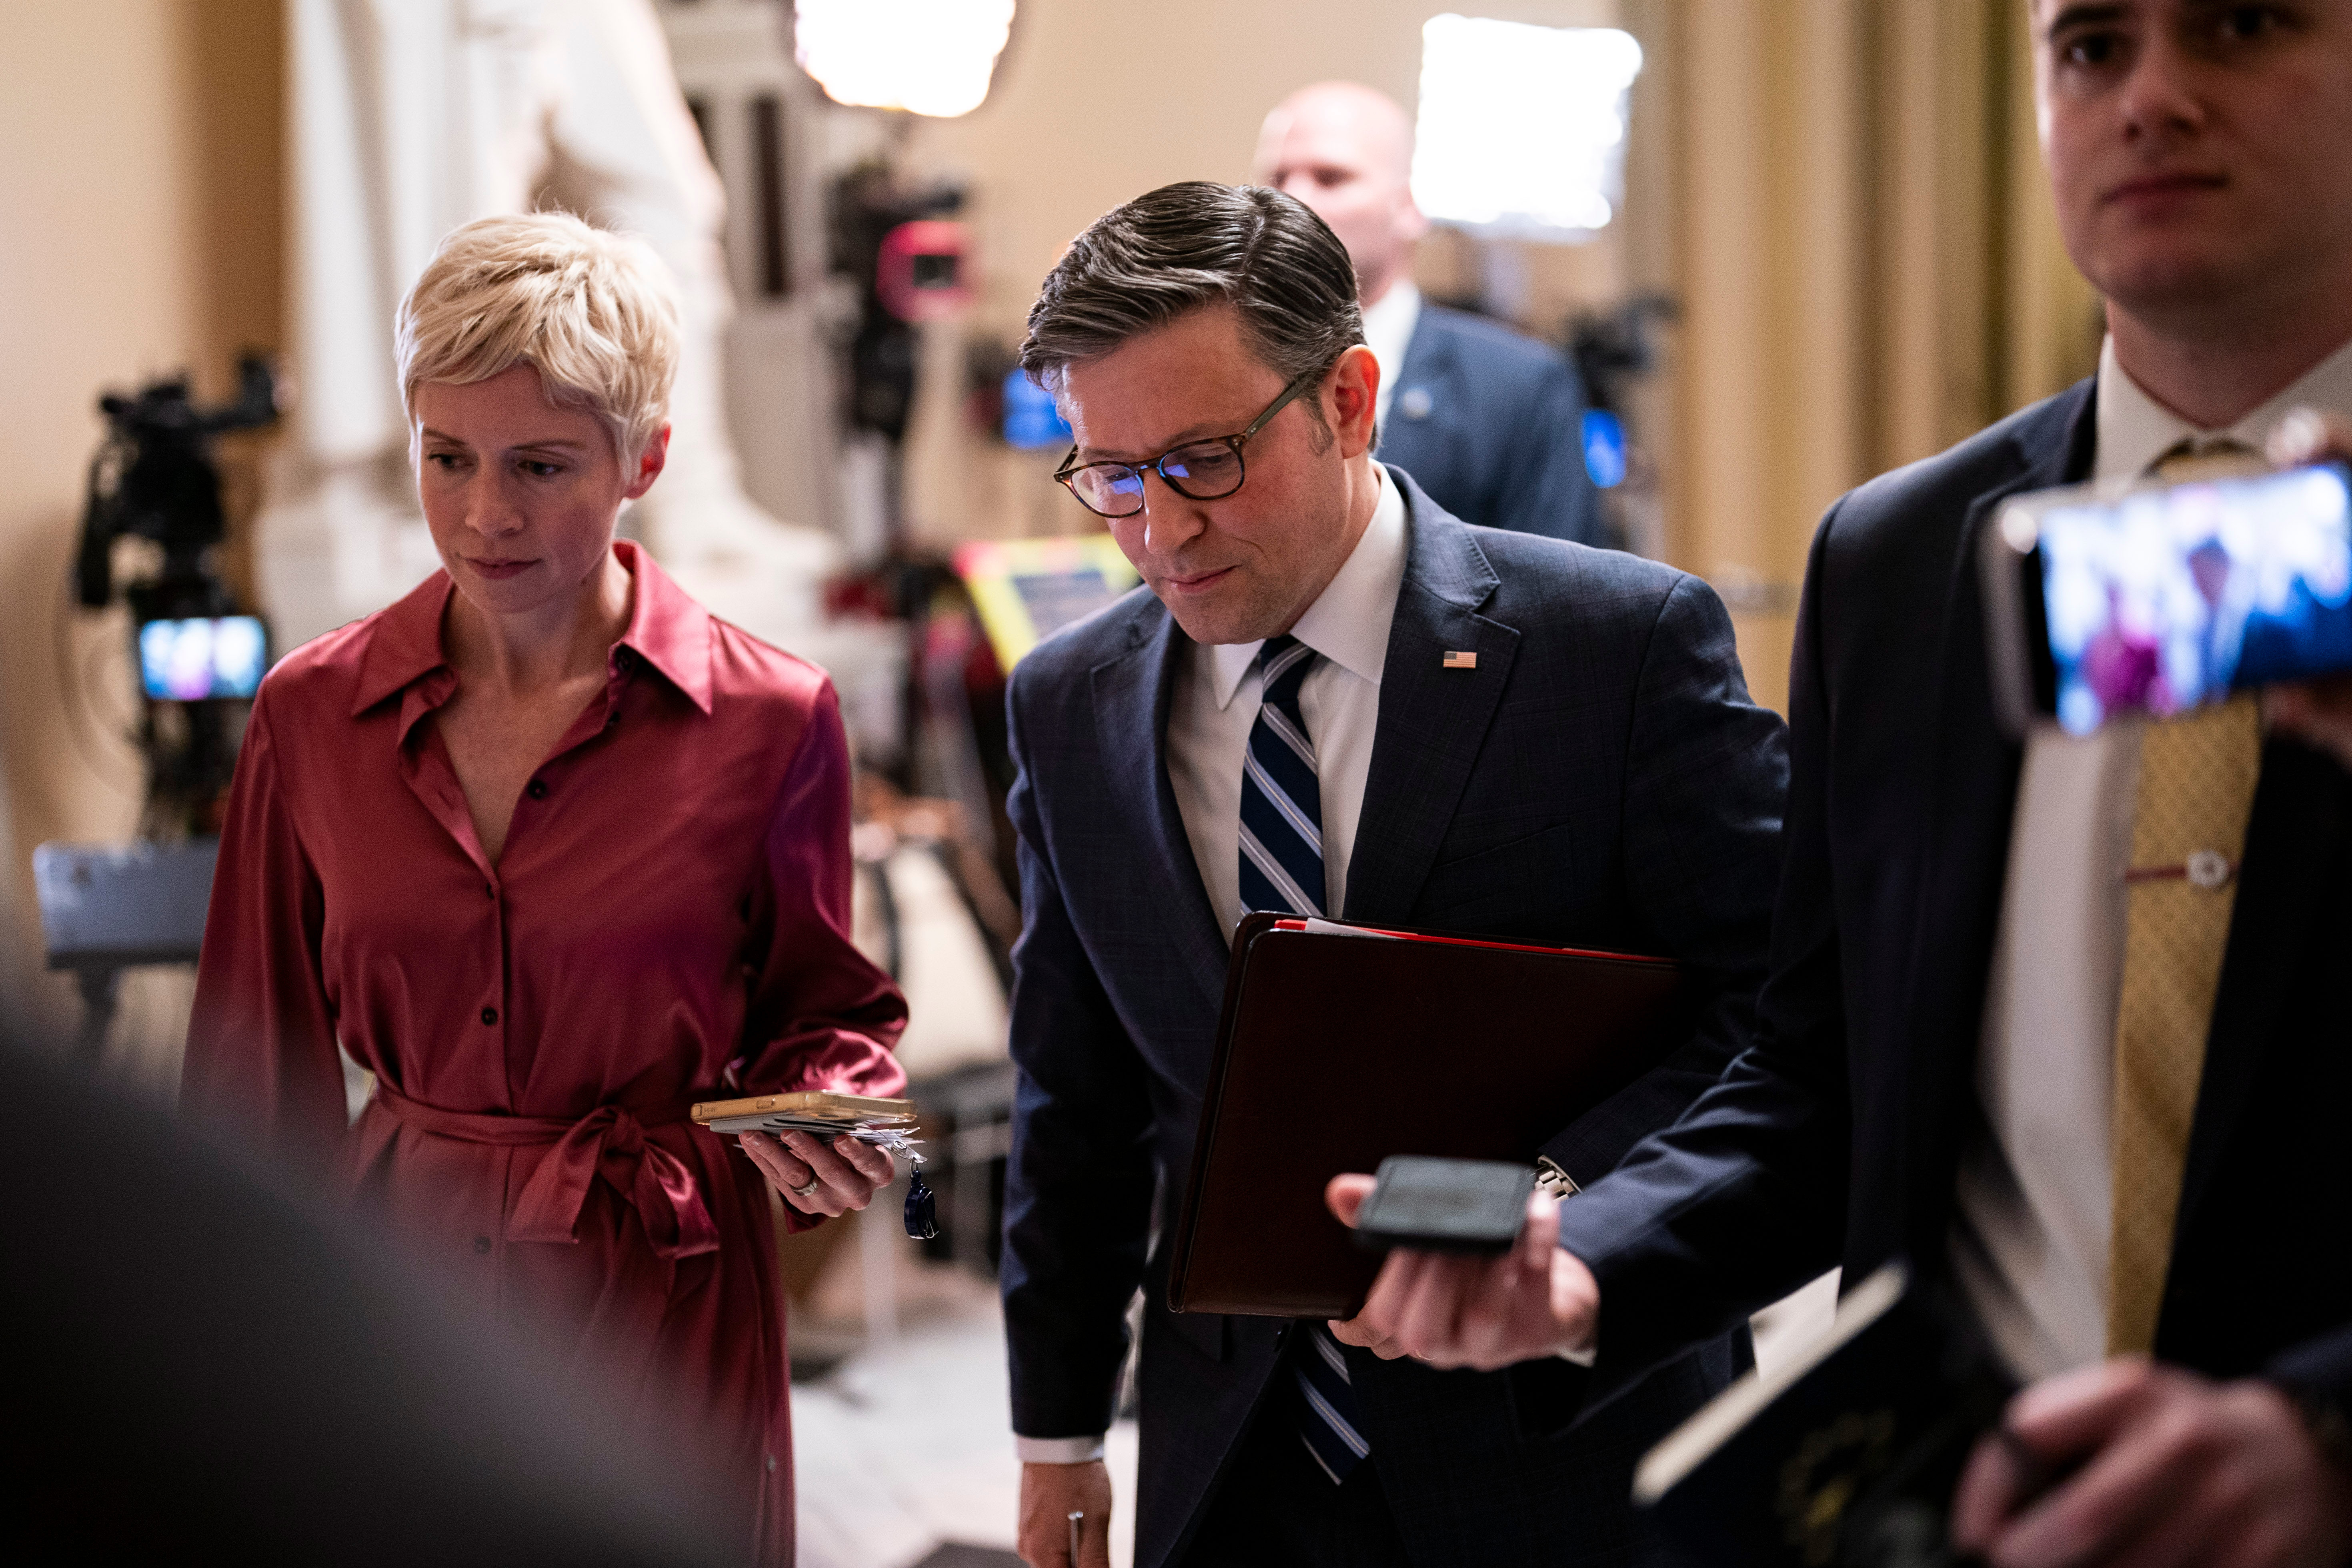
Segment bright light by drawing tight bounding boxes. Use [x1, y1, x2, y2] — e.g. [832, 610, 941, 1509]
[794, 0, 1016, 119]
[1412, 15, 1643, 238]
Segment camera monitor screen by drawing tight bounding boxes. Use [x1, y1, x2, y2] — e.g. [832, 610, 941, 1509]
[138, 615, 267, 701]
[2036, 464, 2352, 735]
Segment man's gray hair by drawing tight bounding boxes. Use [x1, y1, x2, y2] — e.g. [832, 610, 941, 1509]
[1018, 181, 1365, 412]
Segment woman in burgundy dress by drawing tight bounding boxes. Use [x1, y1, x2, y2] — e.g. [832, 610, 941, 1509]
[184, 212, 907, 1565]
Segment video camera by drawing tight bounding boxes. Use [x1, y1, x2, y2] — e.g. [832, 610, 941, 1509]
[77, 354, 280, 619]
[74, 356, 282, 834]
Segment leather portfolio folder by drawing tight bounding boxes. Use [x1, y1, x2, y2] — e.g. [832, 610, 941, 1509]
[1166, 913, 1692, 1320]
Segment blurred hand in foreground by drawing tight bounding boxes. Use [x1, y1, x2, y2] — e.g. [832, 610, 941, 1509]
[1952, 1357, 2352, 1568]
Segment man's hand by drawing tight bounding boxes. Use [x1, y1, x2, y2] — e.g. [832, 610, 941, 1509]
[2263, 408, 2352, 774]
[1017, 1460, 1111, 1568]
[1951, 1357, 2352, 1568]
[1322, 1172, 1599, 1370]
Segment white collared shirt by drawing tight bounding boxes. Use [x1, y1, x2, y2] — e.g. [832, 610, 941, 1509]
[1361, 282, 1423, 426]
[1011, 471, 1407, 1467]
[1165, 470, 1408, 935]
[1952, 333, 2352, 1381]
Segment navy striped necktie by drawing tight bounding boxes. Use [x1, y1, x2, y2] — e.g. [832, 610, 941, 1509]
[1236, 634, 1370, 1484]
[1238, 635, 1327, 919]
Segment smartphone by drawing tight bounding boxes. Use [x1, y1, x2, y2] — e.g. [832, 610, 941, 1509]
[136, 615, 268, 701]
[1983, 461, 2352, 735]
[1351, 1155, 1537, 1256]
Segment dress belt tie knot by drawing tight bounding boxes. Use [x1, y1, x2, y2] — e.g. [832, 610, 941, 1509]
[371, 1084, 720, 1261]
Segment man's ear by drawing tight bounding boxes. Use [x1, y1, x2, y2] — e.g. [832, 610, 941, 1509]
[1328, 344, 1381, 459]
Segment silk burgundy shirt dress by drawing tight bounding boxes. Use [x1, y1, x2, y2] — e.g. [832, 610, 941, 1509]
[184, 542, 908, 1564]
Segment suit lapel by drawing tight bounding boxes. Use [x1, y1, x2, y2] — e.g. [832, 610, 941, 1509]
[1091, 607, 1231, 1002]
[2172, 737, 2352, 1268]
[1898, 388, 2098, 1234]
[1343, 472, 1519, 923]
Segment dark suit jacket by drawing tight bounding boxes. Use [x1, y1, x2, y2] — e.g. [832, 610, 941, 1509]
[1554, 378, 2352, 1416]
[1377, 302, 1609, 548]
[999, 470, 1789, 1567]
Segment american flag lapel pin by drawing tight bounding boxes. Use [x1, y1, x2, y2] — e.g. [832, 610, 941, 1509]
[1443, 651, 1478, 670]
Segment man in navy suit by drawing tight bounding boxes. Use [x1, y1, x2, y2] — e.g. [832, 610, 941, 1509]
[1254, 82, 1609, 548]
[1343, 6, 2352, 1566]
[997, 180, 1786, 1567]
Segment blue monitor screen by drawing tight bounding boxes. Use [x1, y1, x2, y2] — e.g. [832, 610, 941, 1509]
[138, 615, 268, 701]
[1003, 366, 1074, 451]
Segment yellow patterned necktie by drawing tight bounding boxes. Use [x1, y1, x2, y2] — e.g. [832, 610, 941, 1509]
[2106, 436, 2265, 1356]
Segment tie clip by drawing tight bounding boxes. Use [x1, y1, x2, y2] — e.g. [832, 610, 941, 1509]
[1442, 651, 1478, 670]
[2124, 849, 2235, 890]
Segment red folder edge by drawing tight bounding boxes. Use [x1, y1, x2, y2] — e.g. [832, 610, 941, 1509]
[1268, 918, 1677, 967]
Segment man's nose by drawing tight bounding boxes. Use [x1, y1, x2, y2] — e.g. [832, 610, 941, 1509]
[2117, 29, 2207, 141]
[1137, 482, 1209, 558]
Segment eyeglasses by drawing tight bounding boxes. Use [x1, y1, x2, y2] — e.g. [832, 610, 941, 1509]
[1052, 367, 1323, 519]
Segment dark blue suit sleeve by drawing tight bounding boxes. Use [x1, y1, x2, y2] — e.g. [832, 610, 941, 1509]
[999, 678, 1159, 1441]
[1552, 512, 1857, 1378]
[1491, 354, 1608, 548]
[1511, 571, 1785, 1432]
[1540, 574, 1788, 1185]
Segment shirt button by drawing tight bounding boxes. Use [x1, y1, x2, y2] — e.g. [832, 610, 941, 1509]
[472, 1236, 492, 1255]
[526, 780, 548, 800]
[484, 882, 495, 900]
[480, 1006, 498, 1026]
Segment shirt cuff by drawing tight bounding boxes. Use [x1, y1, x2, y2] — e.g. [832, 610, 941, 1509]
[1017, 1434, 1107, 1464]
[1555, 1340, 1597, 1368]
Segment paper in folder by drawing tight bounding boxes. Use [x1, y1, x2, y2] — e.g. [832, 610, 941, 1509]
[1165, 913, 1692, 1320]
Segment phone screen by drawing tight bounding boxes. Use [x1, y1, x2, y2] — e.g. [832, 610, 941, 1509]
[2036, 464, 2352, 734]
[138, 615, 268, 701]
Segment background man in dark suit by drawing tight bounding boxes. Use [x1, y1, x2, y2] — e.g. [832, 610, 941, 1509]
[1336, 5, 2352, 1565]
[1253, 82, 1610, 547]
[997, 180, 1786, 1567]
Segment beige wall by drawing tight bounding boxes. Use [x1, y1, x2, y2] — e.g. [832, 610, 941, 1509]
[0, 0, 281, 1022]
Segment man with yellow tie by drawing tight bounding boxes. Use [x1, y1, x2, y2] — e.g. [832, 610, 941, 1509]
[1321, 3, 2352, 1564]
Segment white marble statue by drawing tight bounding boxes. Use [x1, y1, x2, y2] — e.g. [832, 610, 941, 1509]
[263, 0, 836, 651]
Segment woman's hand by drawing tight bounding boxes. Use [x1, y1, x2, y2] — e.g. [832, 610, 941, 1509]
[741, 1129, 895, 1218]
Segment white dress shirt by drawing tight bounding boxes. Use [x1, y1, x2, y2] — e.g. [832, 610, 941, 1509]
[1361, 282, 1423, 427]
[1012, 472, 1408, 1464]
[1951, 332, 2352, 1381]
[1166, 469, 1407, 937]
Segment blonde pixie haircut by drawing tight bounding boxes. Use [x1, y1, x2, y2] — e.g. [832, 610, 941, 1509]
[395, 210, 681, 463]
